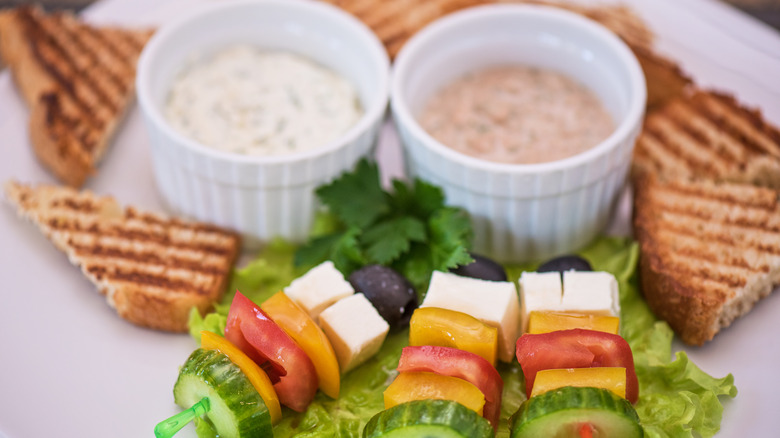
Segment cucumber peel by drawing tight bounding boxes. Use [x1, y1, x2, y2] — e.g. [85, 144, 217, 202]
[363, 399, 493, 438]
[169, 348, 273, 438]
[510, 386, 643, 438]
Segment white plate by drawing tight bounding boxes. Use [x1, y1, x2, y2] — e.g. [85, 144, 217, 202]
[1, 0, 779, 436]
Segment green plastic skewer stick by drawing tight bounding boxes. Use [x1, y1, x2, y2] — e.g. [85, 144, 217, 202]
[154, 397, 211, 438]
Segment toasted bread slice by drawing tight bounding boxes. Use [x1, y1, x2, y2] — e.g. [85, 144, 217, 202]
[633, 174, 780, 345]
[4, 181, 241, 332]
[0, 7, 153, 187]
[507, 0, 654, 50]
[507, 0, 692, 109]
[633, 88, 780, 189]
[323, 0, 488, 58]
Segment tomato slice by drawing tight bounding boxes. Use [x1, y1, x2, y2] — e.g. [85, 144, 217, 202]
[515, 329, 639, 403]
[397, 345, 503, 429]
[261, 291, 341, 399]
[225, 290, 318, 412]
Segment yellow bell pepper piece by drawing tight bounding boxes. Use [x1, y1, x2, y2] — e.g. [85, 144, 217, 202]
[531, 367, 627, 399]
[200, 330, 282, 424]
[261, 291, 341, 399]
[527, 311, 620, 335]
[409, 307, 498, 366]
[384, 372, 485, 416]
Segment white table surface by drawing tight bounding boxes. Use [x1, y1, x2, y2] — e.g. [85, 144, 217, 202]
[1, 0, 779, 437]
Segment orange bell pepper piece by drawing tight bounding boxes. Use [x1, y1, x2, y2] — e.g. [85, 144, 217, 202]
[384, 372, 485, 416]
[409, 307, 498, 366]
[527, 311, 620, 335]
[531, 367, 627, 399]
[200, 330, 282, 424]
[261, 291, 341, 399]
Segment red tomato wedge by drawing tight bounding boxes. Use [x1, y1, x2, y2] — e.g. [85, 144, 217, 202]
[397, 345, 503, 429]
[515, 329, 639, 403]
[225, 290, 318, 412]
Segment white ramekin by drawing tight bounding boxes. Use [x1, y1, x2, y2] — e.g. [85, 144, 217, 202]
[391, 4, 646, 263]
[136, 0, 390, 245]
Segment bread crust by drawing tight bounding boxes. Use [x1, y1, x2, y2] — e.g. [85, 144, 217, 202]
[633, 178, 720, 345]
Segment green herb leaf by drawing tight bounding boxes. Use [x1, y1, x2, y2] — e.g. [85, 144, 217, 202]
[295, 158, 473, 292]
[315, 159, 388, 229]
[363, 216, 427, 265]
[388, 178, 445, 217]
[427, 207, 474, 270]
[329, 227, 366, 275]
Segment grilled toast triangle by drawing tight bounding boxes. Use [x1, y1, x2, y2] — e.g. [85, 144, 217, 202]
[633, 88, 780, 189]
[0, 6, 153, 187]
[4, 181, 241, 332]
[633, 174, 780, 345]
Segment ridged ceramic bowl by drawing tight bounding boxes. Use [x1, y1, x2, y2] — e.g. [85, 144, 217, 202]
[391, 4, 646, 263]
[136, 0, 390, 245]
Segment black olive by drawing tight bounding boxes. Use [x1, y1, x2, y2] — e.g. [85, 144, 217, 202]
[451, 253, 508, 282]
[348, 265, 418, 331]
[537, 254, 593, 273]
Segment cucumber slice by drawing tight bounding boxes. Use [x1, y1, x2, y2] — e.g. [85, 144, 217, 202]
[364, 399, 493, 438]
[173, 348, 273, 438]
[510, 386, 643, 438]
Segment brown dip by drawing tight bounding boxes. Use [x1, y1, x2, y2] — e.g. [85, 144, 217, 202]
[419, 66, 614, 164]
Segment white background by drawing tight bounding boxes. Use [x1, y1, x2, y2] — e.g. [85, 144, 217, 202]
[0, 0, 779, 436]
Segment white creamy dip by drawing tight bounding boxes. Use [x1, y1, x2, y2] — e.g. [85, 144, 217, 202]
[165, 46, 363, 156]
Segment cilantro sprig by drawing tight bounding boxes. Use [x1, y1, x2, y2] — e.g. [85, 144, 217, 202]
[294, 159, 474, 295]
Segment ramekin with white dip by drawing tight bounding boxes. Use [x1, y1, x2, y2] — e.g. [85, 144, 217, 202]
[391, 4, 646, 263]
[136, 0, 390, 244]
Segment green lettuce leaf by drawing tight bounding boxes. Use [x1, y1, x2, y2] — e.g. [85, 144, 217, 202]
[579, 237, 737, 438]
[188, 236, 736, 438]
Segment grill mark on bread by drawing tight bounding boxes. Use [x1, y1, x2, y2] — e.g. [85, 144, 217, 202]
[70, 244, 230, 277]
[654, 211, 780, 254]
[124, 208, 234, 237]
[707, 92, 780, 152]
[85, 265, 213, 296]
[44, 220, 237, 256]
[658, 178, 779, 209]
[654, 200, 780, 234]
[642, 122, 720, 177]
[18, 8, 104, 135]
[49, 13, 128, 102]
[634, 133, 691, 177]
[324, 0, 486, 57]
[359, 0, 413, 28]
[633, 89, 780, 189]
[675, 245, 768, 273]
[664, 253, 748, 288]
[657, 229, 774, 273]
[663, 102, 746, 165]
[689, 92, 780, 158]
[24, 9, 120, 115]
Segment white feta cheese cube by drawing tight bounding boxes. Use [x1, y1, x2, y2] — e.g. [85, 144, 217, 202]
[421, 271, 521, 363]
[319, 294, 390, 373]
[284, 261, 354, 322]
[518, 271, 564, 332]
[561, 271, 620, 317]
